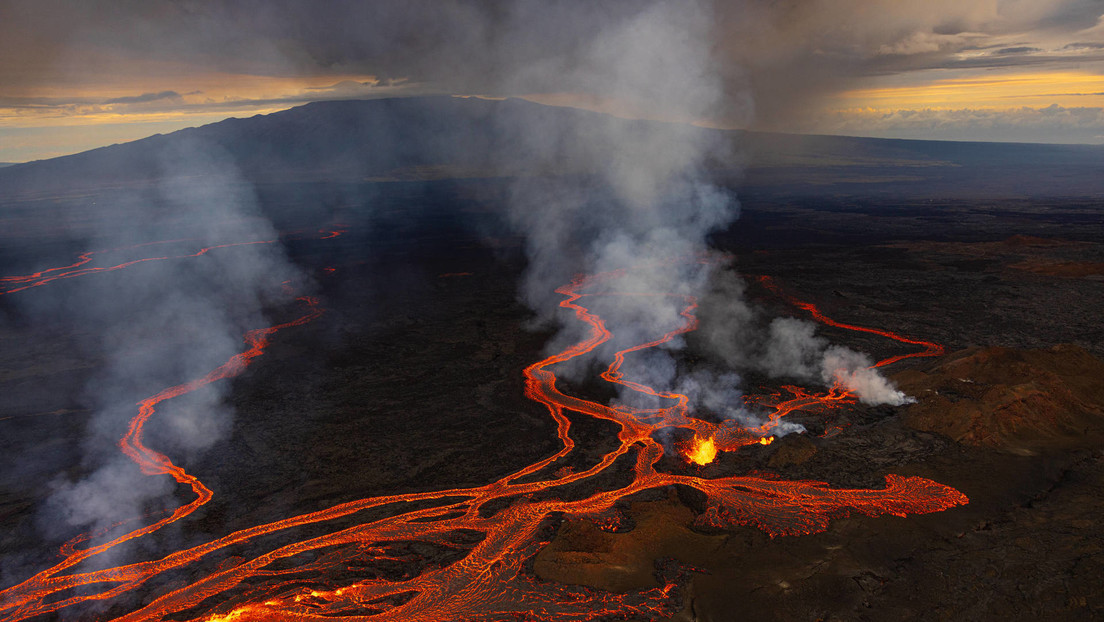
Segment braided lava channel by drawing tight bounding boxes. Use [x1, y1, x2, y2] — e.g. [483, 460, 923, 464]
[0, 256, 967, 621]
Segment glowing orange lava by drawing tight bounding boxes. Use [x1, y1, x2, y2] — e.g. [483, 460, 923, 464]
[0, 238, 275, 297]
[0, 252, 968, 622]
[0, 226, 348, 298]
[756, 275, 945, 367]
[685, 436, 718, 465]
[318, 223, 349, 239]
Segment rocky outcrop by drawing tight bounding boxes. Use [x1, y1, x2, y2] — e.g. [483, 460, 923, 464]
[894, 344, 1104, 451]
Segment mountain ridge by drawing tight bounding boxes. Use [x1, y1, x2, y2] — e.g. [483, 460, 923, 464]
[2, 96, 1103, 199]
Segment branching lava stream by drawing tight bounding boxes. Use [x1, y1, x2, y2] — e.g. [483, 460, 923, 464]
[0, 251, 967, 621]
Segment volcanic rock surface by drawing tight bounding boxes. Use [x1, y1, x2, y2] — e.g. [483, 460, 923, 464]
[533, 496, 718, 594]
[895, 344, 1104, 452]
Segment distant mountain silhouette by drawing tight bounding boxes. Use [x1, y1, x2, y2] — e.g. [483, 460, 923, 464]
[0, 97, 713, 195]
[2, 96, 1102, 199]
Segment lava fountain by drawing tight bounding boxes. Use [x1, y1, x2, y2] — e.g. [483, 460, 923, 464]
[685, 436, 718, 466]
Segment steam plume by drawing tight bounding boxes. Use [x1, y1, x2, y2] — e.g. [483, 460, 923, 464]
[35, 136, 301, 543]
[500, 2, 740, 426]
[499, 1, 908, 435]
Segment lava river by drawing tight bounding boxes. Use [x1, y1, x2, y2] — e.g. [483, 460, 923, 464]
[0, 248, 967, 621]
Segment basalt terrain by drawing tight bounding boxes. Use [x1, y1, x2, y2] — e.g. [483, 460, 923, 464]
[1, 98, 1103, 621]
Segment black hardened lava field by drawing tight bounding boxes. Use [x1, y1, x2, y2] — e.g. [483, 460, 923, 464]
[2, 98, 1104, 621]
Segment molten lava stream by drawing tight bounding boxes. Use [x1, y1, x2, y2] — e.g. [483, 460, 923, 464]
[0, 262, 967, 622]
[317, 224, 348, 239]
[0, 239, 279, 297]
[0, 296, 324, 621]
[0, 238, 192, 286]
[756, 274, 945, 367]
[0, 229, 336, 620]
[0, 225, 347, 297]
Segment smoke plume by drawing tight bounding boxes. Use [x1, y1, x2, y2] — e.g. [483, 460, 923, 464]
[33, 136, 302, 544]
[494, 0, 910, 436]
[696, 281, 912, 407]
[498, 3, 741, 427]
[820, 346, 912, 406]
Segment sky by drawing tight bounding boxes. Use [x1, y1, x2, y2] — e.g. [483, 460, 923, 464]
[2, 0, 1104, 162]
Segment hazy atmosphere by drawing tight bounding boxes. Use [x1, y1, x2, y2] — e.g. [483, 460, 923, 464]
[4, 0, 1104, 161]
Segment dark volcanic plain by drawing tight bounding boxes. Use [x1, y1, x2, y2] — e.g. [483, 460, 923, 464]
[1, 98, 1103, 621]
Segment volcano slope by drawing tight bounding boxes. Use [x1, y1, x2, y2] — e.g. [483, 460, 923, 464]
[1, 103, 1104, 620]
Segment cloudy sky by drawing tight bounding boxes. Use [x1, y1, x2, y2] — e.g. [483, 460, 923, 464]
[2, 0, 1104, 162]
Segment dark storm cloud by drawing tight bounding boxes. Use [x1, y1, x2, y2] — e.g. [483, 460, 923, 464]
[996, 46, 1044, 55]
[706, 1, 1104, 125]
[1031, 0, 1104, 30]
[155, 1, 1104, 80]
[3, 0, 1104, 149]
[0, 0, 644, 81]
[1, 1, 746, 121]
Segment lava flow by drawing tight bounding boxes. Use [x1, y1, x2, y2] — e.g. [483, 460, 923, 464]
[0, 224, 349, 298]
[0, 256, 968, 622]
[0, 239, 277, 297]
[756, 275, 945, 367]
